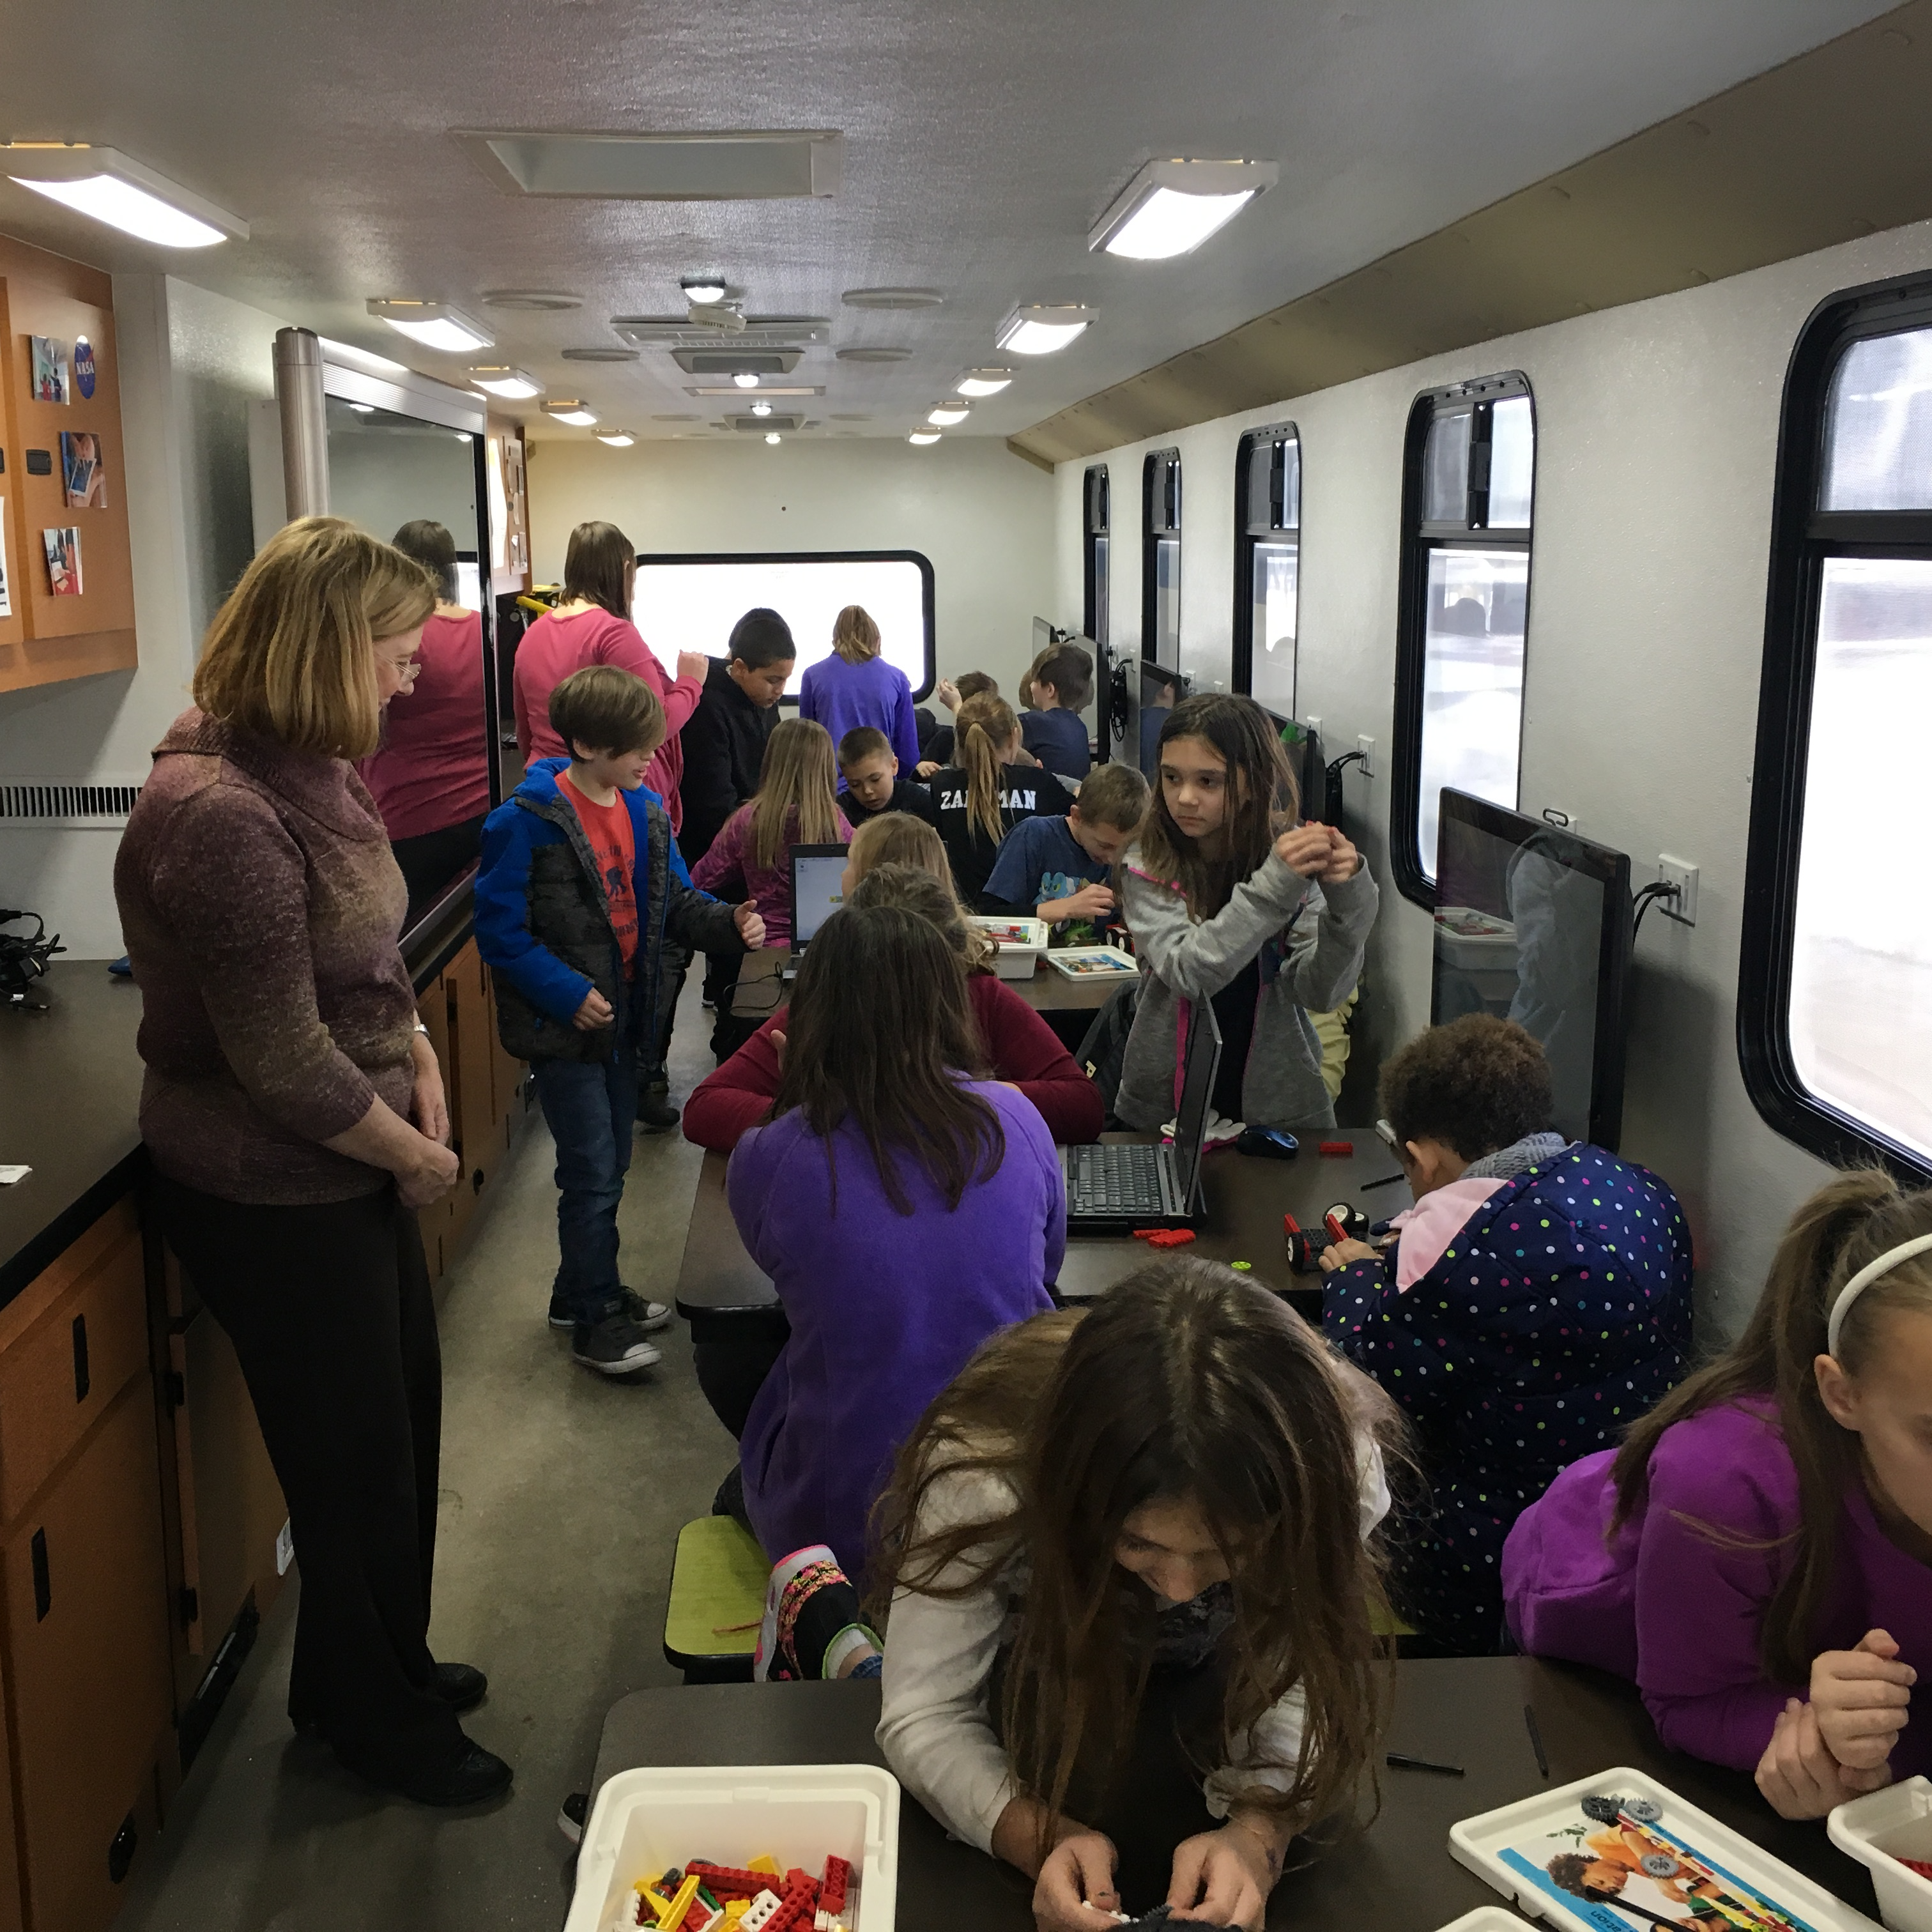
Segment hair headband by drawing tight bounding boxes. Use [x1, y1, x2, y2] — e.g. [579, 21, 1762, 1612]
[1827, 1232, 1932, 1358]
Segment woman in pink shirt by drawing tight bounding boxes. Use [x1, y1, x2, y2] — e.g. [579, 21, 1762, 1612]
[358, 520, 493, 925]
[512, 519, 706, 834]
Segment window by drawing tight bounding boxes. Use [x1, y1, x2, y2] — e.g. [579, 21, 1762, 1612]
[1742, 276, 1932, 1177]
[1234, 424, 1300, 715]
[1391, 372, 1537, 905]
[1142, 448, 1182, 671]
[1083, 465, 1109, 647]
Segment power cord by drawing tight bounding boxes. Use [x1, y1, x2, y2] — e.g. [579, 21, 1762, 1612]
[1631, 880, 1681, 943]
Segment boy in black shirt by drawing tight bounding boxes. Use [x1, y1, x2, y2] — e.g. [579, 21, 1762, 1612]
[837, 725, 931, 827]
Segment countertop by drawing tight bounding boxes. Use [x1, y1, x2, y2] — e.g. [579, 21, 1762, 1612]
[0, 961, 146, 1308]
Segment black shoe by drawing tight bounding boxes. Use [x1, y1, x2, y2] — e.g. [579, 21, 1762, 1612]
[389, 1740, 514, 1807]
[558, 1790, 589, 1844]
[572, 1314, 663, 1376]
[432, 1661, 487, 1712]
[636, 1085, 681, 1133]
[549, 1287, 673, 1332]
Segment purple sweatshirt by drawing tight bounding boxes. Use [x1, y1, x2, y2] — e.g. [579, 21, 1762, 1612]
[1503, 1399, 1932, 1779]
[798, 653, 921, 778]
[728, 1082, 1064, 1581]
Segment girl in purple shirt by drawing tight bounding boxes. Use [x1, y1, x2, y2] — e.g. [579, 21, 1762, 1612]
[1505, 1167, 1932, 1818]
[799, 603, 923, 777]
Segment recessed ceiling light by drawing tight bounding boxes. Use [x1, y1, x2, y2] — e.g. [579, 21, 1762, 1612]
[595, 429, 636, 447]
[2, 144, 247, 247]
[347, 402, 376, 414]
[542, 399, 598, 427]
[681, 275, 728, 305]
[765, 432, 782, 445]
[733, 372, 760, 389]
[750, 401, 772, 417]
[466, 365, 544, 398]
[995, 305, 1096, 356]
[841, 287, 943, 310]
[366, 299, 494, 354]
[1089, 158, 1278, 259]
[955, 367, 1012, 397]
[927, 400, 970, 426]
[908, 430, 942, 446]
[480, 289, 583, 312]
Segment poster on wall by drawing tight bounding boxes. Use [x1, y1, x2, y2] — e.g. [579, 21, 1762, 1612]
[72, 335, 96, 399]
[42, 526, 81, 596]
[0, 503, 11, 618]
[61, 432, 106, 509]
[29, 337, 69, 404]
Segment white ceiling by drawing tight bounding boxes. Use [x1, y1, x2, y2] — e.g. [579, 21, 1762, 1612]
[0, 0, 1898, 443]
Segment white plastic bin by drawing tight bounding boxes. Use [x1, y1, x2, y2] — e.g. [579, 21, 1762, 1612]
[1830, 1777, 1932, 1932]
[970, 917, 1048, 979]
[1434, 1912, 1535, 1932]
[564, 1763, 900, 1932]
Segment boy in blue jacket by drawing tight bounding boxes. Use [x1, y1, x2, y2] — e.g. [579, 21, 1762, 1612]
[1320, 1014, 1692, 1653]
[477, 666, 763, 1376]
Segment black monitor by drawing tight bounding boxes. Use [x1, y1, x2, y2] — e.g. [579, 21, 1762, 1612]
[1431, 788, 1632, 1149]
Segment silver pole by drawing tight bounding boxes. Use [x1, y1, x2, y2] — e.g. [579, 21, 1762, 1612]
[274, 326, 330, 519]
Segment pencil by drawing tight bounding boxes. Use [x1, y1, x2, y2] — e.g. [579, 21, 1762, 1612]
[1386, 1752, 1465, 1776]
[1363, 1170, 1407, 1190]
[1524, 1704, 1549, 1778]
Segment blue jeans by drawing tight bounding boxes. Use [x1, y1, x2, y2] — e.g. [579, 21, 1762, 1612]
[532, 993, 640, 1327]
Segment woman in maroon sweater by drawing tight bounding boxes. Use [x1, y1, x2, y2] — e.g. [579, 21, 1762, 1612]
[114, 518, 507, 1809]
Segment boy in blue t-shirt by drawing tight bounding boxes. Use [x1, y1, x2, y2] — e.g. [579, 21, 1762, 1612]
[1020, 640, 1095, 781]
[982, 760, 1149, 943]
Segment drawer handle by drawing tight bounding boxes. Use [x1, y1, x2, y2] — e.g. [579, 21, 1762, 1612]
[72, 1312, 90, 1403]
[31, 1529, 49, 1620]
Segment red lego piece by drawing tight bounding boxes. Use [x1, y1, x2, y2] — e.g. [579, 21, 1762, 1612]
[783, 1872, 813, 1899]
[688, 1866, 765, 1903]
[762, 1879, 820, 1932]
[820, 1858, 851, 1919]
[1902, 1858, 1932, 1881]
[1318, 1140, 1353, 1156]
[678, 1902, 718, 1932]
[1133, 1227, 1194, 1248]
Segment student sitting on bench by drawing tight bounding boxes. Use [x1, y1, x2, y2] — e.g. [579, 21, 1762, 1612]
[982, 760, 1149, 944]
[837, 724, 931, 828]
[1320, 1013, 1692, 1654]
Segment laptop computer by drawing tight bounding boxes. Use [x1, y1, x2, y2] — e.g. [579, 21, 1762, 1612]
[783, 844, 850, 978]
[1061, 1002, 1222, 1230]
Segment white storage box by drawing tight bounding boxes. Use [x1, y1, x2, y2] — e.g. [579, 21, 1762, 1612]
[1433, 907, 1519, 972]
[1046, 945, 1138, 982]
[1450, 1766, 1881, 1932]
[1436, 1912, 1536, 1932]
[971, 917, 1049, 978]
[565, 1763, 900, 1932]
[1831, 1776, 1932, 1932]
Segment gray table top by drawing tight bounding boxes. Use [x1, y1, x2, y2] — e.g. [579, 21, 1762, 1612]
[586, 1660, 1874, 1931]
[732, 942, 1136, 1019]
[0, 961, 146, 1308]
[675, 1128, 1407, 1319]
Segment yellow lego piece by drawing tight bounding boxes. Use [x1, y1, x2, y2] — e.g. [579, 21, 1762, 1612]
[636, 1887, 674, 1920]
[724, 1906, 748, 1925]
[659, 1874, 702, 1932]
[748, 1857, 782, 1878]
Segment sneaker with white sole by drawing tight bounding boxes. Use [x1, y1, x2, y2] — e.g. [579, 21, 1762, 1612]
[571, 1314, 662, 1376]
[549, 1288, 673, 1333]
[754, 1545, 878, 1682]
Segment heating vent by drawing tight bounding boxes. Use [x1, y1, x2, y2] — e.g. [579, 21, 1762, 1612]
[729, 415, 807, 433]
[669, 348, 805, 377]
[0, 777, 145, 828]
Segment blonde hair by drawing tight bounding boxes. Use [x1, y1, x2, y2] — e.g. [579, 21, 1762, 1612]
[955, 693, 1019, 847]
[832, 604, 883, 664]
[194, 517, 436, 760]
[749, 717, 845, 870]
[848, 845, 995, 972]
[849, 809, 949, 885]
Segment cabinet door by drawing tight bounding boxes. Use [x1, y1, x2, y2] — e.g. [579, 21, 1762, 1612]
[0, 1639, 24, 1932]
[449, 942, 496, 1202]
[415, 972, 456, 1278]
[2, 1381, 169, 1932]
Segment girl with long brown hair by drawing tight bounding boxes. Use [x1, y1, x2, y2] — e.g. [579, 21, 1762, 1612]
[927, 692, 1077, 906]
[798, 601, 923, 774]
[724, 903, 1063, 1588]
[1505, 1168, 1932, 1820]
[1117, 693, 1377, 1136]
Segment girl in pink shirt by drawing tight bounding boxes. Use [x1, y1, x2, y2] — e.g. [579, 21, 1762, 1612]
[513, 519, 706, 834]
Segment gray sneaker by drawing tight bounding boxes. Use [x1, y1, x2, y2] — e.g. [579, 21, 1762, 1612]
[549, 1288, 673, 1333]
[571, 1314, 663, 1376]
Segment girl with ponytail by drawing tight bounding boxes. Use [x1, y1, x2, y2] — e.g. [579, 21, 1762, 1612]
[1504, 1168, 1932, 1818]
[926, 693, 1077, 906]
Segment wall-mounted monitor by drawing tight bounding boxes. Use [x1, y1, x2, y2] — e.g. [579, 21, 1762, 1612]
[1431, 787, 1632, 1148]
[631, 549, 935, 700]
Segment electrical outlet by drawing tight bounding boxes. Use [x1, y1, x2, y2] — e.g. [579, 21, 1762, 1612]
[1658, 855, 1699, 926]
[1356, 735, 1375, 778]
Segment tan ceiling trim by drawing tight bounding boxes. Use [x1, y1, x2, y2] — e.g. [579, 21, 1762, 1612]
[1011, 1, 1932, 467]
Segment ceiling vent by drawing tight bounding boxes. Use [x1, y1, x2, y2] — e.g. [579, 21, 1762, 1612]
[670, 348, 803, 377]
[480, 289, 582, 312]
[728, 414, 806, 432]
[841, 288, 943, 310]
[560, 347, 641, 363]
[617, 315, 826, 350]
[452, 130, 843, 200]
[835, 346, 912, 363]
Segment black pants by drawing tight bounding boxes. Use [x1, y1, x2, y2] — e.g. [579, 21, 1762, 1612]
[155, 1177, 466, 1783]
[392, 814, 486, 928]
[692, 1310, 790, 1439]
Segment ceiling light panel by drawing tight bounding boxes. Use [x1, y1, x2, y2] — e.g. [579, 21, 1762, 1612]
[467, 366, 544, 397]
[541, 399, 597, 426]
[955, 368, 1013, 397]
[681, 275, 728, 304]
[995, 305, 1096, 355]
[1089, 157, 1278, 259]
[928, 401, 970, 425]
[2, 144, 247, 247]
[367, 300, 494, 353]
[908, 431, 942, 445]
[452, 128, 843, 199]
[595, 431, 636, 447]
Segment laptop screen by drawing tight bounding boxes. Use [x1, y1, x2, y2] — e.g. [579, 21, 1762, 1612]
[1169, 1001, 1223, 1206]
[790, 848, 849, 947]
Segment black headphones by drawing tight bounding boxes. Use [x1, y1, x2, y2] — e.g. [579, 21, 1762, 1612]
[0, 910, 65, 1008]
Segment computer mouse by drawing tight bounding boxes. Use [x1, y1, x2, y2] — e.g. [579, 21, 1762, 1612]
[1237, 1126, 1299, 1159]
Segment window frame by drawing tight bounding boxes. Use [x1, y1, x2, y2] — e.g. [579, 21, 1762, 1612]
[1740, 270, 1932, 1181]
[1390, 370, 1537, 908]
[1141, 447, 1182, 669]
[1082, 464, 1109, 648]
[1232, 422, 1301, 709]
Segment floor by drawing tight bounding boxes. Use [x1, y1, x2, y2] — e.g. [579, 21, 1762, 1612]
[114, 976, 739, 1932]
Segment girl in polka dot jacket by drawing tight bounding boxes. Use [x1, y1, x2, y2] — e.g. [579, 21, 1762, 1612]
[1319, 1014, 1692, 1654]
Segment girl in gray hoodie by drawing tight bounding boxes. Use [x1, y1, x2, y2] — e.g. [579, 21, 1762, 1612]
[1117, 694, 1379, 1136]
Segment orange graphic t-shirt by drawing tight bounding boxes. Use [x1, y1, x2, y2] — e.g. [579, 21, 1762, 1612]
[558, 770, 640, 975]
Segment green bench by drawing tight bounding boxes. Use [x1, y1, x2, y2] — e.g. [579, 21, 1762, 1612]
[663, 1517, 769, 1683]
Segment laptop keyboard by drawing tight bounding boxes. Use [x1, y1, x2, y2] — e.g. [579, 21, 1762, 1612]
[1068, 1143, 1166, 1216]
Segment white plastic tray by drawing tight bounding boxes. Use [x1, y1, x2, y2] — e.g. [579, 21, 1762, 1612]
[565, 1763, 900, 1932]
[1046, 944, 1138, 981]
[1450, 1766, 1882, 1932]
[1830, 1776, 1932, 1932]
[971, 916, 1050, 977]
[1436, 1912, 1538, 1932]
[1434, 906, 1519, 972]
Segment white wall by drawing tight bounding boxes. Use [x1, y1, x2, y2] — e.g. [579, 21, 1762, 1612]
[1055, 215, 1932, 1343]
[525, 436, 1057, 698]
[0, 275, 284, 956]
